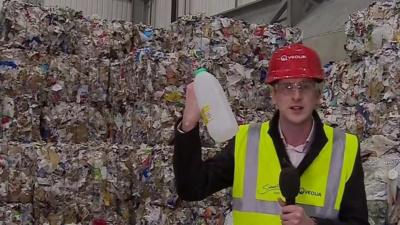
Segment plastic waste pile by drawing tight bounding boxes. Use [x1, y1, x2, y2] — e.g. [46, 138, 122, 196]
[2, 0, 399, 224]
[0, 0, 302, 146]
[321, 1, 400, 224]
[0, 141, 233, 224]
[0, 0, 302, 224]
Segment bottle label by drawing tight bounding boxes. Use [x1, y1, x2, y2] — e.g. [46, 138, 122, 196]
[200, 105, 212, 125]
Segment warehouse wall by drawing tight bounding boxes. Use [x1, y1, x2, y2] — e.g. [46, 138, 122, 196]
[44, 0, 133, 21]
[152, 0, 260, 27]
[221, 0, 282, 25]
[238, 0, 259, 6]
[189, 0, 235, 16]
[151, 0, 172, 28]
[184, 0, 259, 15]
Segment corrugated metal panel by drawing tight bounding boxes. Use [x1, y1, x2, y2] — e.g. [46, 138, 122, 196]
[189, 0, 235, 16]
[208, 0, 235, 15]
[189, 0, 206, 15]
[44, 0, 132, 21]
[177, 0, 186, 17]
[238, 0, 259, 7]
[152, 0, 171, 28]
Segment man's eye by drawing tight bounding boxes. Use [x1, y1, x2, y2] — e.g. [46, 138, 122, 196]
[302, 83, 313, 89]
[283, 84, 292, 89]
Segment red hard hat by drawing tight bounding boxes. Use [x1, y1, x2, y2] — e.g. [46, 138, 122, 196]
[266, 43, 324, 84]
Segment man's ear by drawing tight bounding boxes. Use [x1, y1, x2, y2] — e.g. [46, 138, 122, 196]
[310, 93, 322, 111]
[318, 97, 323, 105]
[316, 88, 323, 106]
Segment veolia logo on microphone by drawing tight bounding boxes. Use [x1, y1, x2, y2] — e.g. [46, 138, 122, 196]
[280, 55, 307, 61]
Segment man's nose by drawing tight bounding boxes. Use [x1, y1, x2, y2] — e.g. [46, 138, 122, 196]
[291, 88, 302, 100]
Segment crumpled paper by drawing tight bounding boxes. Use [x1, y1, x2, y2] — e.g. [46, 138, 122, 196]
[1, 0, 399, 224]
[322, 1, 400, 223]
[322, 54, 400, 223]
[321, 48, 400, 141]
[0, 203, 34, 225]
[0, 140, 231, 224]
[345, 0, 400, 59]
[0, 0, 300, 146]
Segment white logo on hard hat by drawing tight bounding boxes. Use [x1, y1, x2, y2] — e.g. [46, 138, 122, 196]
[280, 55, 307, 61]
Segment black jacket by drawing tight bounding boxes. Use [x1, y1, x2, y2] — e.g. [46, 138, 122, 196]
[173, 111, 369, 225]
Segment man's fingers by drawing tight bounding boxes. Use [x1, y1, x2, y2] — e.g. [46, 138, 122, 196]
[281, 205, 304, 214]
[281, 212, 303, 225]
[278, 198, 286, 207]
[281, 211, 302, 219]
[281, 212, 294, 221]
[281, 213, 301, 225]
[182, 82, 201, 131]
[280, 205, 307, 225]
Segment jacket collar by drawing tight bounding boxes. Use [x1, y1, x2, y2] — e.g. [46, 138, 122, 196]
[268, 110, 328, 175]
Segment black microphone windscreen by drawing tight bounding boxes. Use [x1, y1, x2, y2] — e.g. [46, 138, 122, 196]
[279, 167, 300, 203]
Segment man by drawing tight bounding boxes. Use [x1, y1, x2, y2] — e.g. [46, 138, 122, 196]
[174, 44, 369, 225]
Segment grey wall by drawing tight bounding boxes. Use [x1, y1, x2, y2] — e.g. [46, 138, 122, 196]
[133, 0, 146, 24]
[221, 0, 285, 25]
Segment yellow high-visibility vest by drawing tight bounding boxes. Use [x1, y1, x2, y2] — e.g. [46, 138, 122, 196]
[232, 122, 358, 225]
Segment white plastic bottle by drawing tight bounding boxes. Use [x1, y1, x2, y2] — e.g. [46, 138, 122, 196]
[193, 68, 239, 142]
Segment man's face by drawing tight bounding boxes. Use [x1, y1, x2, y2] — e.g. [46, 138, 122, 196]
[271, 78, 321, 125]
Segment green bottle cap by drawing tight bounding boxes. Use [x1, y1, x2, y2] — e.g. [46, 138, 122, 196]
[194, 68, 207, 76]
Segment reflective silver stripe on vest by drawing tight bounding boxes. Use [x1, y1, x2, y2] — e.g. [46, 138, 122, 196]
[242, 123, 262, 204]
[233, 124, 346, 219]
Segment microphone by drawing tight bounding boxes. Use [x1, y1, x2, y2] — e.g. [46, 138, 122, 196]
[279, 167, 300, 205]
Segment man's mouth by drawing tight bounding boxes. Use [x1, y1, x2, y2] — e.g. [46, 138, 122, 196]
[290, 106, 304, 111]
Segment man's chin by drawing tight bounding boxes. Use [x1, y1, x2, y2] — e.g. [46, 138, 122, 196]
[284, 114, 311, 125]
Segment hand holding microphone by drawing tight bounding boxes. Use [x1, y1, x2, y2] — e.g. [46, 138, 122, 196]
[279, 167, 316, 225]
[279, 167, 300, 205]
